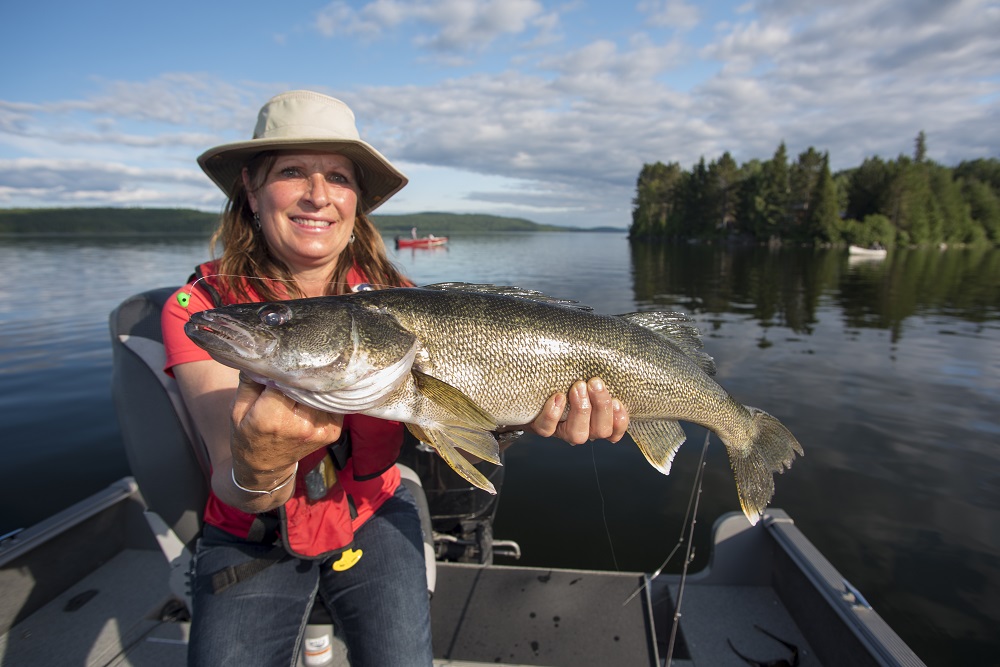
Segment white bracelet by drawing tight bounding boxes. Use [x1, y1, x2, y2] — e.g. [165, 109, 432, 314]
[231, 462, 298, 496]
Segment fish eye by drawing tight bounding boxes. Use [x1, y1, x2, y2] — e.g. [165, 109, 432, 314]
[257, 303, 292, 326]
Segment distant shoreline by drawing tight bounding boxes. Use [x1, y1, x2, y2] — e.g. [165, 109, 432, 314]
[0, 207, 626, 235]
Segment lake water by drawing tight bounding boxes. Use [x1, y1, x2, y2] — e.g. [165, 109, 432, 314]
[1, 232, 998, 665]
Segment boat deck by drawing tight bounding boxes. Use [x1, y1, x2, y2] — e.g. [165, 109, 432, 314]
[2, 550, 817, 667]
[2, 547, 186, 666]
[1, 477, 920, 666]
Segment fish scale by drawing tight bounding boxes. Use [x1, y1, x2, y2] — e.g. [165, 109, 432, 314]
[186, 282, 803, 524]
[377, 289, 717, 424]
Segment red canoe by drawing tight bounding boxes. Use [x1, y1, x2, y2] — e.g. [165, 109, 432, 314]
[395, 235, 448, 248]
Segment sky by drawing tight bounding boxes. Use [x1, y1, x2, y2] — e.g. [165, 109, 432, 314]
[1, 0, 998, 228]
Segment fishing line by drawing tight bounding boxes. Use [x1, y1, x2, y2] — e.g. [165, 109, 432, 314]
[176, 273, 393, 308]
[591, 441, 620, 572]
[664, 429, 710, 667]
[622, 428, 711, 607]
[177, 273, 295, 309]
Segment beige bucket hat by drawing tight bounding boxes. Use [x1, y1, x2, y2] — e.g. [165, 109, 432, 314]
[198, 90, 408, 213]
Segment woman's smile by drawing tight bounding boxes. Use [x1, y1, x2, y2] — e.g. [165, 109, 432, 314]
[289, 215, 335, 229]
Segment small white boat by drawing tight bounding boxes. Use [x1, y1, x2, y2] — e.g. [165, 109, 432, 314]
[848, 245, 888, 259]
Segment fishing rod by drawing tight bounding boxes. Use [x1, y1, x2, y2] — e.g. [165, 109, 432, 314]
[621, 429, 711, 667]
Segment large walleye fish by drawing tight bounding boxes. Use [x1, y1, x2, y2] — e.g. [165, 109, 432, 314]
[185, 283, 803, 524]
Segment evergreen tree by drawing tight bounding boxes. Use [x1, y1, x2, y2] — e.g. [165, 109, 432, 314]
[914, 130, 928, 163]
[681, 157, 713, 238]
[708, 152, 740, 236]
[804, 153, 840, 243]
[733, 159, 764, 239]
[789, 147, 825, 233]
[631, 161, 684, 239]
[751, 142, 791, 240]
[846, 157, 892, 222]
[963, 178, 1000, 243]
[876, 157, 928, 244]
[928, 165, 971, 243]
[956, 158, 1000, 193]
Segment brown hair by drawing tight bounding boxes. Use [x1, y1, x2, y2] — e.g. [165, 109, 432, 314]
[208, 152, 409, 302]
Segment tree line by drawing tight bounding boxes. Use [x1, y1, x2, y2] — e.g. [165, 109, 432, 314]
[0, 207, 219, 234]
[0, 208, 575, 235]
[629, 133, 1000, 247]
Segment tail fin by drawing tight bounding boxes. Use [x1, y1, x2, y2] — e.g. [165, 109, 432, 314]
[726, 408, 803, 525]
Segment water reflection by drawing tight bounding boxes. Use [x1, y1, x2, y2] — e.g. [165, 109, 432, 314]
[630, 244, 1000, 337]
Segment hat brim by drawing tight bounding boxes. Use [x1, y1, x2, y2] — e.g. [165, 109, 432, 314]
[198, 137, 407, 214]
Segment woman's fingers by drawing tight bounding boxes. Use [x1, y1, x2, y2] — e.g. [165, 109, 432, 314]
[531, 377, 630, 445]
[231, 373, 343, 472]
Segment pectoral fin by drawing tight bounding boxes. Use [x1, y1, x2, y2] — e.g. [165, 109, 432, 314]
[628, 420, 687, 475]
[411, 369, 497, 431]
[406, 423, 499, 494]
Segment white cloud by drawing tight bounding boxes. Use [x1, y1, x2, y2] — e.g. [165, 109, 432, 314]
[314, 0, 546, 53]
[691, 0, 1000, 170]
[0, 158, 218, 207]
[701, 19, 792, 71]
[316, 1, 386, 39]
[638, 0, 700, 31]
[345, 1, 997, 222]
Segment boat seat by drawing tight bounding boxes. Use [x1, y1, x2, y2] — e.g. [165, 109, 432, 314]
[110, 287, 208, 552]
[109, 288, 436, 665]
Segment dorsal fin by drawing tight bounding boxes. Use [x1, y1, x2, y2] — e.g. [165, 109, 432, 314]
[616, 311, 716, 376]
[419, 283, 593, 311]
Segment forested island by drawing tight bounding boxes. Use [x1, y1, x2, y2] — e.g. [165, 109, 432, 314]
[0, 209, 618, 235]
[630, 133, 1000, 247]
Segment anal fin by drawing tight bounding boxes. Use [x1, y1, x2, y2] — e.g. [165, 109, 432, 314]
[628, 420, 687, 475]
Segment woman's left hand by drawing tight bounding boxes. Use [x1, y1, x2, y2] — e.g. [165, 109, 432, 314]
[530, 377, 629, 444]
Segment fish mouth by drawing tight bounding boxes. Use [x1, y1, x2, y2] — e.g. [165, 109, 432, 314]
[185, 311, 277, 361]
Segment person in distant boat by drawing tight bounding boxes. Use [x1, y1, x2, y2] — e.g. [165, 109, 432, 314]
[411, 225, 417, 238]
[161, 90, 629, 667]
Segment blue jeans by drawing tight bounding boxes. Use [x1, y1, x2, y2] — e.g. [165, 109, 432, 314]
[188, 484, 433, 667]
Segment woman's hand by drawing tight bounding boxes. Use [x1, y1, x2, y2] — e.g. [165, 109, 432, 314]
[530, 377, 629, 445]
[174, 361, 343, 513]
[228, 373, 343, 507]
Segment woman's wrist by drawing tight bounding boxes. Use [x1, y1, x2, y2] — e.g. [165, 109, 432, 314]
[231, 461, 299, 496]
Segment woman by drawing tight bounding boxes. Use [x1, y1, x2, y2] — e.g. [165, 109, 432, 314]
[162, 90, 629, 666]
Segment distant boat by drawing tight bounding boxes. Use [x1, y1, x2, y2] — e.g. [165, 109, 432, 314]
[396, 234, 448, 249]
[848, 245, 887, 259]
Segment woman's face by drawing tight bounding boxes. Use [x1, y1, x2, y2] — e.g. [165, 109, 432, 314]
[245, 151, 360, 278]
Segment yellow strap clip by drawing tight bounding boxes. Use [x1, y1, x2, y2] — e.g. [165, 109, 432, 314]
[332, 548, 363, 572]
